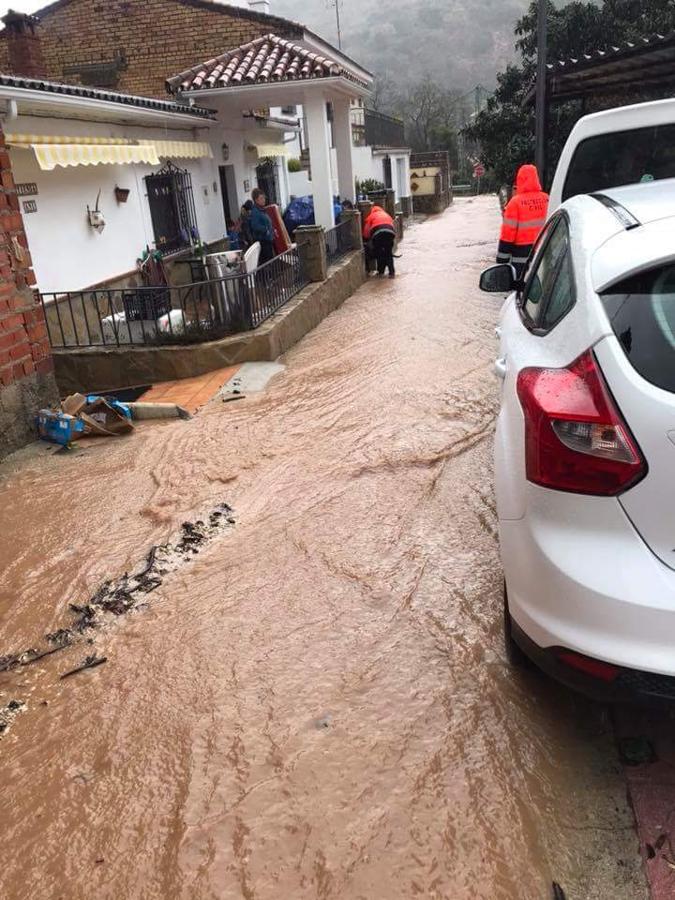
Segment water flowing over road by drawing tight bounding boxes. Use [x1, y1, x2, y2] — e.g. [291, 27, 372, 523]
[0, 198, 646, 899]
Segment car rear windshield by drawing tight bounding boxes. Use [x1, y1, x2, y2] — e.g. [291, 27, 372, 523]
[601, 264, 675, 393]
[563, 123, 675, 201]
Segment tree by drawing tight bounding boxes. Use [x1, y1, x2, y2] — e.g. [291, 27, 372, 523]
[369, 72, 398, 114]
[464, 64, 537, 185]
[465, 0, 675, 187]
[395, 76, 467, 159]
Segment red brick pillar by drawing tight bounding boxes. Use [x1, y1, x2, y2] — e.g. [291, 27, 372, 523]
[0, 126, 58, 458]
[2, 12, 47, 79]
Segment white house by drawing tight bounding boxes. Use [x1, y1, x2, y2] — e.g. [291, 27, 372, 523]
[283, 97, 412, 212]
[0, 26, 374, 296]
[166, 33, 373, 230]
[0, 76, 222, 292]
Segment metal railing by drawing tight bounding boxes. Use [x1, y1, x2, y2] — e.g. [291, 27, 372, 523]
[364, 110, 406, 148]
[325, 219, 357, 266]
[41, 247, 309, 349]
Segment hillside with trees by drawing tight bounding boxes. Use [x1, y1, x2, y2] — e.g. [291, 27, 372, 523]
[274, 0, 529, 93]
[275, 0, 675, 184]
[466, 0, 675, 185]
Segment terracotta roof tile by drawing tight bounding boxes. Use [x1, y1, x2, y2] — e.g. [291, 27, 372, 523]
[166, 34, 366, 93]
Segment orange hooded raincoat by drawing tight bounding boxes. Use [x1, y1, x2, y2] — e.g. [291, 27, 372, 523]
[497, 164, 549, 271]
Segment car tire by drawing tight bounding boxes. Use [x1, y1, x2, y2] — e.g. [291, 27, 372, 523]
[503, 581, 532, 668]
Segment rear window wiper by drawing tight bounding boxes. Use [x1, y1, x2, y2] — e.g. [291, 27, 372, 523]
[590, 193, 641, 230]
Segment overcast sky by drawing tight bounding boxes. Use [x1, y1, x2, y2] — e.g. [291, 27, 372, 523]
[0, 0, 257, 16]
[0, 0, 257, 15]
[1, 1, 42, 14]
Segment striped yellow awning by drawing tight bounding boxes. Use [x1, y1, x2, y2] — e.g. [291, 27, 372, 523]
[250, 142, 291, 159]
[6, 133, 211, 168]
[154, 140, 213, 159]
[32, 143, 161, 171]
[5, 133, 131, 146]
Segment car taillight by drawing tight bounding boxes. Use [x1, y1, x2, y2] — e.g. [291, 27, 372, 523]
[516, 350, 646, 495]
[555, 649, 620, 682]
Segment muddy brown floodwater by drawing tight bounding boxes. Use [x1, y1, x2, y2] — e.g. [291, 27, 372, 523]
[0, 198, 646, 900]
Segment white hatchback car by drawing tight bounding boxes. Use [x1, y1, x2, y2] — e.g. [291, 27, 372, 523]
[481, 179, 675, 700]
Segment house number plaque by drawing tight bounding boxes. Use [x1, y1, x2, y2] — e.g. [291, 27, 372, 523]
[22, 200, 37, 213]
[16, 183, 38, 197]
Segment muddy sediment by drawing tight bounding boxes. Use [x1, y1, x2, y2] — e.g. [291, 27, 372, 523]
[0, 503, 234, 736]
[0, 199, 645, 899]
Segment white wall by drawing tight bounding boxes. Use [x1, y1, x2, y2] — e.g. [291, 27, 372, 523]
[12, 114, 224, 292]
[352, 145, 384, 189]
[353, 147, 411, 202]
[288, 169, 312, 197]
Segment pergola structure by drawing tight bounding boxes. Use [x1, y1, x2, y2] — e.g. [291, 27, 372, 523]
[528, 32, 675, 108]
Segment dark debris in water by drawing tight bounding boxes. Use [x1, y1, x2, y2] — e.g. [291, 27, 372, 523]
[60, 654, 107, 680]
[0, 699, 26, 737]
[0, 502, 235, 692]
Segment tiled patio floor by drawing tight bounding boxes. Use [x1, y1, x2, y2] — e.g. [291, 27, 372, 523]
[140, 365, 240, 414]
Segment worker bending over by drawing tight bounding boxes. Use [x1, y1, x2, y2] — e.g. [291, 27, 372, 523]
[363, 205, 397, 278]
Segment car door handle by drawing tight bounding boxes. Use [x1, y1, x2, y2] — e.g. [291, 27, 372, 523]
[494, 357, 507, 379]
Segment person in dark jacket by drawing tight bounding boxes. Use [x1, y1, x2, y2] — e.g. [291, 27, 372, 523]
[363, 205, 396, 277]
[239, 200, 254, 251]
[249, 188, 275, 264]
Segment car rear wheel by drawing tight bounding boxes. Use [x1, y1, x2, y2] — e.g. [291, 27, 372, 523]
[503, 581, 532, 668]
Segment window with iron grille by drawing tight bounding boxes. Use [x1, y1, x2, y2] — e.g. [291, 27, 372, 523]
[145, 161, 198, 254]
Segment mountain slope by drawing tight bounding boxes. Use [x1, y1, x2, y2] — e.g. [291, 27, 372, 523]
[273, 0, 529, 91]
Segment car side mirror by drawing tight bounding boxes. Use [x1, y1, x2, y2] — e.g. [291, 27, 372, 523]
[479, 264, 517, 293]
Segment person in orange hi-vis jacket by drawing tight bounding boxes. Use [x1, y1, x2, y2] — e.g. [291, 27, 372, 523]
[363, 205, 397, 278]
[497, 164, 549, 277]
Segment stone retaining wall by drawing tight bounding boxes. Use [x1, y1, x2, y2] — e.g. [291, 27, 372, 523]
[53, 250, 366, 394]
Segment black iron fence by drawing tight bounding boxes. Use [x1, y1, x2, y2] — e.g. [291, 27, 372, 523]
[325, 219, 357, 266]
[41, 247, 309, 349]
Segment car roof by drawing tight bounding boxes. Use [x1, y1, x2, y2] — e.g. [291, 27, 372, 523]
[562, 180, 675, 291]
[600, 178, 675, 225]
[566, 97, 675, 139]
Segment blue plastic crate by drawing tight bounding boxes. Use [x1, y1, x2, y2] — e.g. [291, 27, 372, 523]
[36, 410, 86, 446]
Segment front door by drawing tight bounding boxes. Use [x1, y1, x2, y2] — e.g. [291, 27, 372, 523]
[383, 156, 393, 190]
[146, 174, 182, 253]
[256, 159, 278, 205]
[219, 164, 236, 223]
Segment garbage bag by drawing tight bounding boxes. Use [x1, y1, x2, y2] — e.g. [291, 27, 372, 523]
[283, 195, 314, 234]
[283, 196, 344, 236]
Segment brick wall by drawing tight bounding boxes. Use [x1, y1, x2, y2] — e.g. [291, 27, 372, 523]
[2, 13, 47, 78]
[0, 0, 302, 98]
[0, 126, 58, 458]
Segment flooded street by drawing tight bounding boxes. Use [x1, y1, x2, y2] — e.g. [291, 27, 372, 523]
[0, 198, 645, 899]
